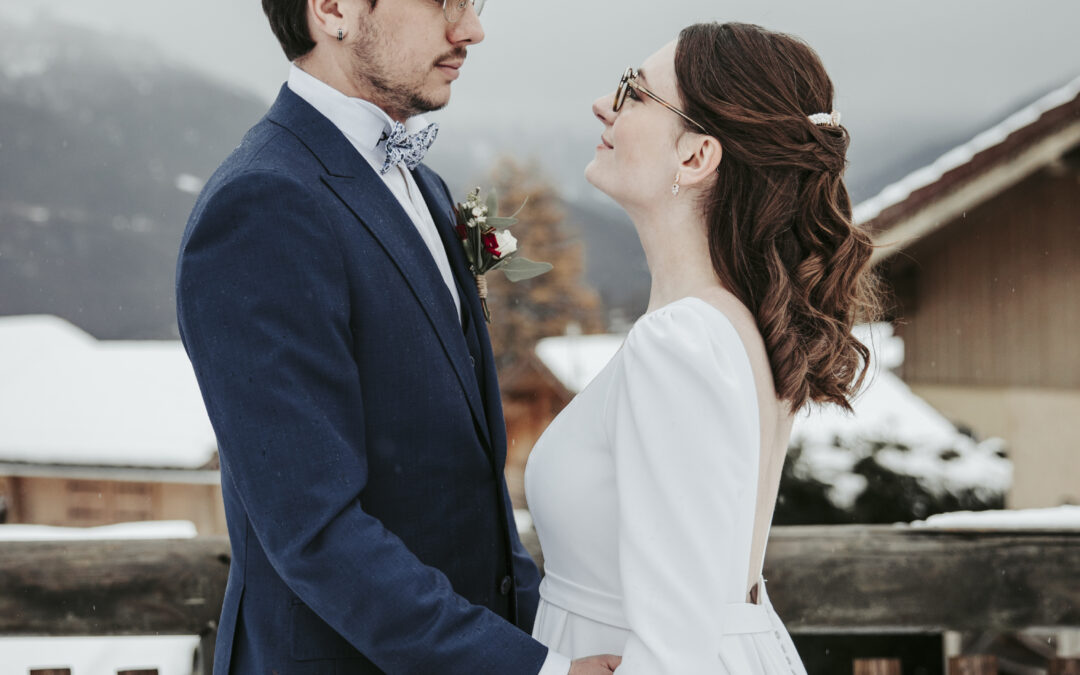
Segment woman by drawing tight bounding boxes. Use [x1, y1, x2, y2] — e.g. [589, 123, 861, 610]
[525, 22, 880, 673]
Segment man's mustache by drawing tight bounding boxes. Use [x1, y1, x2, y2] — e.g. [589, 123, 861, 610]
[434, 47, 468, 67]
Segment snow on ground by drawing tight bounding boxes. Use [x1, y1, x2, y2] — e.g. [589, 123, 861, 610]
[911, 505, 1080, 529]
[0, 315, 217, 469]
[0, 519, 197, 541]
[0, 636, 200, 675]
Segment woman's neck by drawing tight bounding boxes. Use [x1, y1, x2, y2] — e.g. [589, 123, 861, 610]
[627, 201, 724, 313]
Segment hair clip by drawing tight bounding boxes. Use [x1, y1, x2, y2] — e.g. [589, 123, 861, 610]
[808, 111, 841, 127]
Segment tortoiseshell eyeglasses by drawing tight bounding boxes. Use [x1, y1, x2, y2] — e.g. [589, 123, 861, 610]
[614, 67, 709, 134]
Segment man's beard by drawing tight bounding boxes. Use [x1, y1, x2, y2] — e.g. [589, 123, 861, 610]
[350, 21, 462, 119]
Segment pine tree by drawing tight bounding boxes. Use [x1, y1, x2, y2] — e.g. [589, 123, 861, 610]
[478, 158, 605, 367]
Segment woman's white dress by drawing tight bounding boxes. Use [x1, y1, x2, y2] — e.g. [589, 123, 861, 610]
[525, 297, 807, 674]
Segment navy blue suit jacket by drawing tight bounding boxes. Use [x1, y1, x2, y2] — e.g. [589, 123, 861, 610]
[176, 85, 547, 674]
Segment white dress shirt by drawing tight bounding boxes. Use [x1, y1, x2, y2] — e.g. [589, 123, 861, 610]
[288, 65, 572, 675]
[287, 64, 461, 324]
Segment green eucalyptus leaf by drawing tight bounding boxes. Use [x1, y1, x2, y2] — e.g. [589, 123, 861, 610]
[486, 216, 518, 230]
[485, 190, 498, 216]
[500, 257, 553, 283]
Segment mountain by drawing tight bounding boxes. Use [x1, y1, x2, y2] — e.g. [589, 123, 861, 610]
[3, 16, 1034, 340]
[0, 19, 267, 339]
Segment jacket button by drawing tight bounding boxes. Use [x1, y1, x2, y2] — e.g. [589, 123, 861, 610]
[499, 575, 513, 595]
[469, 355, 476, 367]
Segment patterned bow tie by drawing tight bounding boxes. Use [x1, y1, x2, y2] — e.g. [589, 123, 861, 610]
[379, 121, 439, 175]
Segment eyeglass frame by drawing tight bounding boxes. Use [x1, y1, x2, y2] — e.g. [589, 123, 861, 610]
[614, 67, 709, 135]
[443, 0, 486, 23]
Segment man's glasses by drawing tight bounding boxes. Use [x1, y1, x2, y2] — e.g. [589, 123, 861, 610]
[443, 0, 486, 23]
[614, 67, 708, 135]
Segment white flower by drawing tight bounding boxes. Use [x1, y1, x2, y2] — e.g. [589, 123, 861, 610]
[472, 206, 486, 218]
[494, 229, 517, 256]
[476, 215, 487, 225]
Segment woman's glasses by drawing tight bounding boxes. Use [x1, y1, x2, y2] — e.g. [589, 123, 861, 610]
[443, 0, 486, 23]
[614, 67, 708, 134]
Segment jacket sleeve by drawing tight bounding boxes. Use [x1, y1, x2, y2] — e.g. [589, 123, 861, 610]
[601, 302, 761, 674]
[176, 170, 548, 674]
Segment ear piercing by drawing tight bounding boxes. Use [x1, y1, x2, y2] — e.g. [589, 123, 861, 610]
[337, 28, 344, 41]
[672, 172, 681, 197]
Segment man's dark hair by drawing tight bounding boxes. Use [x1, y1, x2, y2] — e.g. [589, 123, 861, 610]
[262, 0, 378, 62]
[262, 0, 315, 62]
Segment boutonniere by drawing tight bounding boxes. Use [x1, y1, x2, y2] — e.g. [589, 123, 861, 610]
[453, 187, 553, 323]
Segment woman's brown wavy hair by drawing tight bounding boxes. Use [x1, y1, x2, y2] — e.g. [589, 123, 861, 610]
[675, 22, 882, 411]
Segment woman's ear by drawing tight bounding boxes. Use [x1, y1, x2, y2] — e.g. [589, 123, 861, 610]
[677, 134, 722, 188]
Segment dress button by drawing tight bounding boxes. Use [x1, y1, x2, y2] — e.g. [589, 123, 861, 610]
[499, 575, 513, 595]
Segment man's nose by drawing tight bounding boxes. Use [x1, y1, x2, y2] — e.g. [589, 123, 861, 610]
[448, 3, 485, 45]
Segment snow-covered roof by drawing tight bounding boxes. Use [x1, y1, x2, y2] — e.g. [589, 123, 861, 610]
[0, 315, 217, 470]
[0, 519, 197, 541]
[792, 324, 956, 449]
[535, 333, 627, 394]
[791, 323, 1011, 507]
[856, 74, 1080, 262]
[911, 505, 1080, 530]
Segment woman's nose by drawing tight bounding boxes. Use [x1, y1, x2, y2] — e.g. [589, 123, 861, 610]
[593, 93, 615, 125]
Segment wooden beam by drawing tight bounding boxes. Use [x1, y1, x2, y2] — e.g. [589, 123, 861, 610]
[0, 536, 229, 636]
[0, 527, 1077, 637]
[764, 526, 1080, 633]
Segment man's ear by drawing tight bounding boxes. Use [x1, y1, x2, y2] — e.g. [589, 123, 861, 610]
[677, 134, 722, 188]
[309, 0, 348, 42]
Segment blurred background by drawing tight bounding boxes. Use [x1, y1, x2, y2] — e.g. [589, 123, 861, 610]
[0, 2, 1077, 674]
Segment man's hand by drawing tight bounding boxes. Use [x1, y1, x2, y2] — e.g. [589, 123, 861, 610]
[569, 654, 622, 674]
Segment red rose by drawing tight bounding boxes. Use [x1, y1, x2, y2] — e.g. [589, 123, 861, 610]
[483, 231, 501, 258]
[455, 223, 468, 240]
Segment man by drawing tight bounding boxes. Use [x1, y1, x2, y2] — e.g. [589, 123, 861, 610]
[176, 0, 619, 673]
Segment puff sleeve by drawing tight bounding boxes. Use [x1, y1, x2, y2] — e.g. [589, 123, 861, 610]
[603, 301, 761, 674]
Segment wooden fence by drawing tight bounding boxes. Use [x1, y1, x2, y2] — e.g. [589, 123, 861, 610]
[1, 525, 1078, 674]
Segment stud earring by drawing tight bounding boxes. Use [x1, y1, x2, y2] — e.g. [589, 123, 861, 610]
[671, 172, 681, 197]
[337, 28, 344, 41]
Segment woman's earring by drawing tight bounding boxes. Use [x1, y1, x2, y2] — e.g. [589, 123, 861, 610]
[671, 172, 681, 197]
[337, 28, 344, 41]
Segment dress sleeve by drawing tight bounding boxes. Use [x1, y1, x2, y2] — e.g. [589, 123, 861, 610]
[603, 302, 760, 674]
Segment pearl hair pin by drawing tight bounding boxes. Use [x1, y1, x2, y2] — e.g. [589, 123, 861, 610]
[808, 111, 842, 127]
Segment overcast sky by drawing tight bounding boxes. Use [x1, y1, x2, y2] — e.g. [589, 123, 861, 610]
[3, 1, 1079, 200]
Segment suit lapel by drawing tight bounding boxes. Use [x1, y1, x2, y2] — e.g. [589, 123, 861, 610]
[322, 172, 493, 452]
[266, 86, 492, 452]
[410, 168, 484, 323]
[412, 168, 507, 461]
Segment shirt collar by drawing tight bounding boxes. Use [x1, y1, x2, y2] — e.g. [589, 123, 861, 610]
[287, 64, 432, 161]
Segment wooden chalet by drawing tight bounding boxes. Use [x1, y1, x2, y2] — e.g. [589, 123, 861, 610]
[0, 315, 226, 533]
[861, 75, 1080, 508]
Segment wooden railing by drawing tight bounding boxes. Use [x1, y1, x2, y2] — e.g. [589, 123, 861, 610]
[1, 526, 1078, 674]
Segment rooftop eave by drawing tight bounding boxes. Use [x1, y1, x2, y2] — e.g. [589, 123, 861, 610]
[868, 118, 1080, 265]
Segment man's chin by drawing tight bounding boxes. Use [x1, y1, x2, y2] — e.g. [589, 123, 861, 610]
[419, 86, 452, 113]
